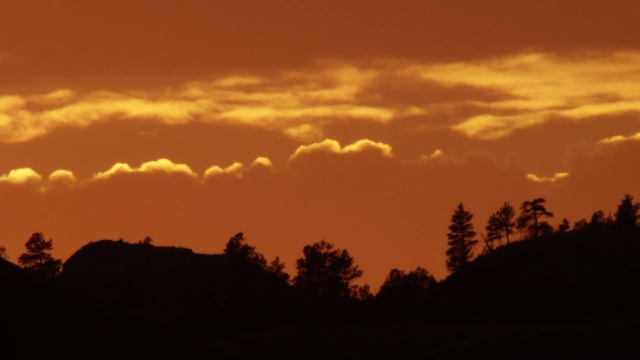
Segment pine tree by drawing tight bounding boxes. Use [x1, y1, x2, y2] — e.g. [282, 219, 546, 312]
[446, 203, 477, 273]
[516, 197, 554, 239]
[293, 240, 363, 297]
[557, 218, 571, 232]
[614, 194, 640, 228]
[18, 232, 62, 279]
[224, 232, 267, 268]
[485, 202, 517, 247]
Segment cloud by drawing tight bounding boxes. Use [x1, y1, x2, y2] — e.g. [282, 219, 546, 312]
[0, 156, 273, 187]
[211, 76, 263, 88]
[29, 89, 76, 106]
[250, 157, 273, 169]
[0, 168, 43, 184]
[48, 169, 77, 183]
[526, 172, 569, 183]
[0, 95, 26, 112]
[92, 159, 197, 180]
[406, 51, 640, 139]
[420, 149, 444, 162]
[0, 62, 395, 143]
[93, 163, 136, 180]
[289, 138, 393, 161]
[138, 159, 197, 177]
[204, 162, 244, 178]
[284, 124, 324, 142]
[2, 51, 639, 144]
[452, 113, 549, 140]
[599, 132, 640, 144]
[342, 139, 393, 156]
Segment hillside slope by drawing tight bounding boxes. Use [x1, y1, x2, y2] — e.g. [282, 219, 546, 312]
[59, 239, 303, 337]
[424, 227, 640, 324]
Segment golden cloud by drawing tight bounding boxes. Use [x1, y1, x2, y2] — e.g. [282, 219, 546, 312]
[284, 124, 324, 143]
[29, 89, 76, 106]
[526, 172, 569, 183]
[0, 62, 395, 143]
[289, 138, 393, 161]
[48, 169, 77, 183]
[203, 162, 244, 178]
[599, 132, 640, 144]
[138, 159, 198, 177]
[92, 159, 197, 180]
[93, 163, 135, 180]
[420, 149, 444, 162]
[0, 168, 43, 184]
[2, 51, 639, 143]
[406, 51, 640, 139]
[250, 157, 273, 169]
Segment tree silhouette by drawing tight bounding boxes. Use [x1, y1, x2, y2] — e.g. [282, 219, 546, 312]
[377, 267, 437, 300]
[485, 202, 517, 248]
[0, 245, 7, 260]
[224, 232, 267, 268]
[350, 283, 373, 301]
[266, 256, 290, 282]
[139, 236, 154, 245]
[557, 218, 571, 233]
[292, 240, 363, 298]
[446, 203, 477, 273]
[614, 194, 640, 228]
[18, 232, 62, 279]
[516, 197, 554, 239]
[573, 218, 588, 232]
[588, 210, 613, 230]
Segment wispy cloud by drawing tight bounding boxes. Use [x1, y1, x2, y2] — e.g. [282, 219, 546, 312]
[599, 132, 640, 144]
[526, 172, 569, 183]
[420, 149, 445, 162]
[2, 51, 639, 143]
[0, 63, 394, 143]
[406, 51, 640, 139]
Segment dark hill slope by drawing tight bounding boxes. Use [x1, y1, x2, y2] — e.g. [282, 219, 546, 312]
[0, 258, 105, 357]
[425, 227, 640, 325]
[0, 257, 54, 326]
[59, 240, 303, 338]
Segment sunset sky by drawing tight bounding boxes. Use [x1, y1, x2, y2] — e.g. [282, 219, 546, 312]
[2, 0, 640, 289]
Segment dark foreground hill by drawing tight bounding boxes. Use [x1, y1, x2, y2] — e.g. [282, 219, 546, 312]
[3, 229, 640, 359]
[59, 240, 301, 335]
[423, 227, 640, 325]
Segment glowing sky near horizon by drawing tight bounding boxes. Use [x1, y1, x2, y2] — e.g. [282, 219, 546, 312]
[1, 0, 640, 289]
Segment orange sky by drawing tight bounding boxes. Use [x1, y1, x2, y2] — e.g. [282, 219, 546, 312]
[1, 0, 640, 290]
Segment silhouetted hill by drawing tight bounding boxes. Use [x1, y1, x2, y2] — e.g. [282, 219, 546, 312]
[5, 228, 640, 358]
[424, 227, 640, 325]
[59, 239, 306, 337]
[0, 257, 107, 357]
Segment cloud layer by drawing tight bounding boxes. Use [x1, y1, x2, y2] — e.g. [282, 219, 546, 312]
[2, 51, 639, 144]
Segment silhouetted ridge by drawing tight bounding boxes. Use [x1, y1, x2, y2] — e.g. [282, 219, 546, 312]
[425, 227, 640, 324]
[59, 239, 302, 338]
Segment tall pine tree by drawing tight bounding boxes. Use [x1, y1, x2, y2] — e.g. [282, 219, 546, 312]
[446, 203, 477, 273]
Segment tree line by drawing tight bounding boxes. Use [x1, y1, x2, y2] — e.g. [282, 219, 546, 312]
[445, 193, 640, 274]
[4, 193, 640, 302]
